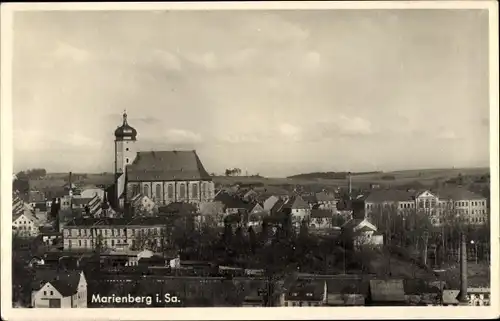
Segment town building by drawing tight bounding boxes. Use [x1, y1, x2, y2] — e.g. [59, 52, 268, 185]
[281, 195, 311, 226]
[12, 212, 40, 238]
[130, 193, 157, 215]
[31, 270, 87, 308]
[342, 218, 384, 248]
[113, 112, 215, 209]
[367, 279, 406, 306]
[314, 191, 338, 212]
[363, 188, 488, 226]
[62, 217, 172, 251]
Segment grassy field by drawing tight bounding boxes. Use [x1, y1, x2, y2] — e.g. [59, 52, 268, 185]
[33, 167, 488, 191]
[211, 167, 488, 189]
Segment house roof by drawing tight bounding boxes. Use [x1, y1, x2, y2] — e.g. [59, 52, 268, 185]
[285, 280, 325, 301]
[126, 150, 212, 182]
[270, 199, 285, 214]
[302, 195, 318, 203]
[369, 279, 406, 302]
[33, 269, 83, 297]
[311, 209, 333, 218]
[365, 190, 415, 203]
[64, 216, 171, 227]
[316, 191, 336, 202]
[214, 192, 248, 209]
[341, 218, 365, 230]
[281, 195, 309, 210]
[435, 187, 485, 201]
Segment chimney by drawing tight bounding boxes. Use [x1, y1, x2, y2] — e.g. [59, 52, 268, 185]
[68, 172, 73, 196]
[457, 233, 469, 305]
[347, 172, 352, 200]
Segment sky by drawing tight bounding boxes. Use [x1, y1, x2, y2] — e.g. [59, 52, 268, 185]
[11, 9, 491, 177]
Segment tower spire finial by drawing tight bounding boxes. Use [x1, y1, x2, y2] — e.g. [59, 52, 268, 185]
[123, 110, 128, 125]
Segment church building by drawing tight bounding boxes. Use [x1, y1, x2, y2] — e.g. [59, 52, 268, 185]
[114, 112, 215, 209]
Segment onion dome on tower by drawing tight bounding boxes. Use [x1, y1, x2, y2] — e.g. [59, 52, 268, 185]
[114, 111, 137, 141]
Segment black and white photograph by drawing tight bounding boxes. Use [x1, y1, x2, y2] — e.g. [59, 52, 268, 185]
[1, 1, 498, 320]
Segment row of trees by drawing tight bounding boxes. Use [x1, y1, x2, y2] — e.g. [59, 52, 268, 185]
[15, 168, 47, 180]
[225, 168, 243, 176]
[367, 204, 491, 267]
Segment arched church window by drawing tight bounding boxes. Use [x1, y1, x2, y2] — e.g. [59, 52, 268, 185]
[143, 185, 150, 198]
[156, 184, 162, 201]
[180, 184, 186, 199]
[167, 184, 174, 199]
[134, 185, 140, 196]
[192, 184, 198, 199]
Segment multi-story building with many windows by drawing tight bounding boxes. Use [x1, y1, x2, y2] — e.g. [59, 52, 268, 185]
[62, 217, 171, 251]
[364, 187, 488, 226]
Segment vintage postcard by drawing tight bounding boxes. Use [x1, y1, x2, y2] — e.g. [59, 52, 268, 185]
[1, 1, 498, 320]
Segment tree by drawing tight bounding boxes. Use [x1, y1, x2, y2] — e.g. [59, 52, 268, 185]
[248, 226, 257, 254]
[298, 219, 309, 241]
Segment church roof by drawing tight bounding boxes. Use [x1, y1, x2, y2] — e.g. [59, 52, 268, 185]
[126, 150, 211, 182]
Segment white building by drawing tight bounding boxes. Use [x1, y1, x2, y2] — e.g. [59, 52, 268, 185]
[31, 270, 87, 308]
[130, 193, 157, 215]
[12, 212, 40, 238]
[62, 217, 171, 251]
[364, 188, 488, 226]
[342, 218, 384, 248]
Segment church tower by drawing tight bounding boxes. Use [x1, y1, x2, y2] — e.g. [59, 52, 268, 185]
[114, 111, 138, 208]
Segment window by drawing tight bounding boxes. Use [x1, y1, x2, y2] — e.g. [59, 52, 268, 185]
[180, 184, 186, 199]
[143, 185, 150, 198]
[126, 148, 129, 151]
[79, 240, 82, 246]
[50, 291, 53, 295]
[192, 184, 199, 199]
[126, 158, 129, 164]
[111, 240, 115, 246]
[44, 291, 47, 295]
[156, 184, 162, 201]
[167, 184, 174, 198]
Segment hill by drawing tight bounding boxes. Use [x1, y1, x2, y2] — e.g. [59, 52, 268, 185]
[24, 167, 488, 193]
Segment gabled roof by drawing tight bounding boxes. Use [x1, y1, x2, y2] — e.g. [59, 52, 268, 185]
[270, 199, 285, 214]
[33, 269, 83, 297]
[281, 195, 309, 210]
[126, 150, 212, 182]
[369, 279, 405, 302]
